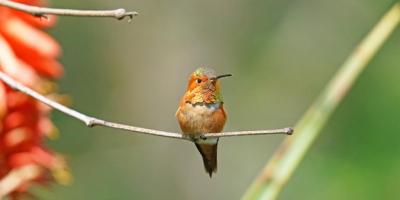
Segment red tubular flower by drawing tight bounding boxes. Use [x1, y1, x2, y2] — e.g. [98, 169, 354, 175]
[0, 0, 69, 198]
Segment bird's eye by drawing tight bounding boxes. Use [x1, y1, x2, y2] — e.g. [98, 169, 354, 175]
[196, 79, 202, 83]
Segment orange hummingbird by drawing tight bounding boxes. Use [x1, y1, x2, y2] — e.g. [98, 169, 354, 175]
[176, 67, 231, 177]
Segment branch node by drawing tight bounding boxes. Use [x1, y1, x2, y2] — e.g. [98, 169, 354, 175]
[85, 118, 97, 127]
[114, 8, 126, 19]
[285, 128, 294, 135]
[32, 12, 44, 18]
[114, 9, 138, 21]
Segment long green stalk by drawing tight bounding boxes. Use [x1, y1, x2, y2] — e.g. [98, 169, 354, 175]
[242, 3, 400, 200]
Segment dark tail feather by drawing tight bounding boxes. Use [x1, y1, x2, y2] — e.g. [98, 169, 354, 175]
[195, 141, 218, 177]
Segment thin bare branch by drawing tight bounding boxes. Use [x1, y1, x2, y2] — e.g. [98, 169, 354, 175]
[0, 71, 293, 142]
[0, 0, 138, 21]
[0, 165, 41, 198]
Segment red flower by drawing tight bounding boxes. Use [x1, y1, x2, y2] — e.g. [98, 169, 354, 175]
[0, 0, 70, 198]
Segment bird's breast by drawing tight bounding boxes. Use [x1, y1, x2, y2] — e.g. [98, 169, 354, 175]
[176, 102, 226, 137]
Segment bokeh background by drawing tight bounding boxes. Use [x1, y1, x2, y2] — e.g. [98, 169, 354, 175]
[34, 0, 400, 199]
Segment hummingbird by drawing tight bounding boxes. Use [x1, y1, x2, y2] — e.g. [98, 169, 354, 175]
[176, 67, 231, 177]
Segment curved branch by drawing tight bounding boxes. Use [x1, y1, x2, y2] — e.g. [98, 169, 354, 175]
[0, 71, 293, 142]
[0, 0, 138, 21]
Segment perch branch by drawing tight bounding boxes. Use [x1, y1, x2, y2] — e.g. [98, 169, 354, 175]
[242, 3, 400, 200]
[0, 0, 138, 21]
[0, 165, 41, 198]
[0, 71, 293, 142]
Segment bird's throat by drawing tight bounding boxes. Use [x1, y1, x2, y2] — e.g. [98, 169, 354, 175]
[190, 102, 222, 110]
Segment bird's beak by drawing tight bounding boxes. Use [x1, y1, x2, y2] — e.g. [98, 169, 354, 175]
[216, 74, 232, 79]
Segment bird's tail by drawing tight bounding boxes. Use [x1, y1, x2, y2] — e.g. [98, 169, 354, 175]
[195, 140, 218, 177]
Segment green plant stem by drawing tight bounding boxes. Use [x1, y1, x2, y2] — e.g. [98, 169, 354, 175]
[242, 3, 400, 200]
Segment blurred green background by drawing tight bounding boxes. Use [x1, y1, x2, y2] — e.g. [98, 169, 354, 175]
[35, 0, 400, 199]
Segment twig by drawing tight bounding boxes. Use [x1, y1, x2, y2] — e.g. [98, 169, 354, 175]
[242, 3, 400, 200]
[0, 165, 41, 198]
[0, 71, 292, 142]
[0, 0, 138, 21]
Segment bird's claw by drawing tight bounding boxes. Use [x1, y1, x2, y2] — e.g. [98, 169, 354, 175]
[200, 135, 207, 140]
